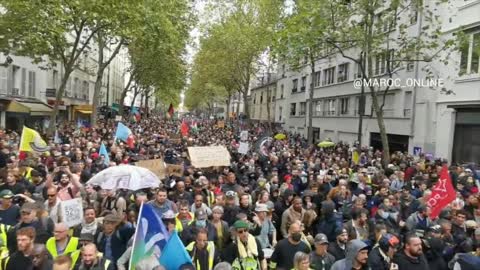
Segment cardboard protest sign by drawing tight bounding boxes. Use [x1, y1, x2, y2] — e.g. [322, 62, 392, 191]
[136, 159, 166, 179]
[61, 198, 83, 227]
[217, 121, 225, 128]
[188, 146, 231, 168]
[238, 142, 249, 155]
[166, 164, 184, 177]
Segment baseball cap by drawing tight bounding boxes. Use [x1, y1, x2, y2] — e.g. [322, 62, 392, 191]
[225, 191, 237, 198]
[195, 209, 207, 220]
[233, 220, 249, 229]
[335, 227, 348, 237]
[314, 233, 329, 245]
[79, 233, 94, 242]
[0, 190, 14, 199]
[162, 210, 175, 220]
[254, 204, 269, 213]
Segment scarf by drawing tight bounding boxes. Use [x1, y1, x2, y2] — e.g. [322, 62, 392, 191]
[81, 220, 98, 235]
[237, 234, 258, 258]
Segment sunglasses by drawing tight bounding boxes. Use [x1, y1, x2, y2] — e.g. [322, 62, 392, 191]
[237, 229, 247, 234]
[48, 194, 56, 197]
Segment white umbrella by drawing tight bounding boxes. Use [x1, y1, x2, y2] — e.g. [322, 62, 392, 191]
[87, 165, 161, 190]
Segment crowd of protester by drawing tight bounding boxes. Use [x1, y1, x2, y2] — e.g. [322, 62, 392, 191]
[0, 116, 479, 270]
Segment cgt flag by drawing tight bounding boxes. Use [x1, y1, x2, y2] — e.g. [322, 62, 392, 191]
[426, 165, 456, 219]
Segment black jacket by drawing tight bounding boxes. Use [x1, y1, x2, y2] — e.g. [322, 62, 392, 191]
[393, 251, 430, 270]
[367, 247, 390, 270]
[327, 241, 346, 261]
[94, 226, 134, 264]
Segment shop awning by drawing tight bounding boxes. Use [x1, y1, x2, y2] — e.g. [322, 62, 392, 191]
[77, 110, 92, 114]
[18, 102, 53, 116]
[6, 100, 30, 114]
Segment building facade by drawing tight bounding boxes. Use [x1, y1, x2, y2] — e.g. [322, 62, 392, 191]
[249, 73, 277, 122]
[0, 40, 127, 131]
[275, 0, 480, 163]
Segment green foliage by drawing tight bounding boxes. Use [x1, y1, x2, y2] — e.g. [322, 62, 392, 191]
[185, 0, 282, 114]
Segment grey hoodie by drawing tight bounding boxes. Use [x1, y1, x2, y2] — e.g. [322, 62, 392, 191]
[330, 239, 370, 270]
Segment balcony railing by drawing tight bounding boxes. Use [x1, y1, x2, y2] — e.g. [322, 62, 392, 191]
[404, 109, 412, 117]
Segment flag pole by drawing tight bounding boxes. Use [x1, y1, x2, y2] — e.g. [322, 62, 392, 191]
[129, 201, 145, 270]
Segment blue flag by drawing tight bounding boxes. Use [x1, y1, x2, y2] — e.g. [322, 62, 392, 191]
[99, 143, 110, 166]
[130, 204, 170, 270]
[159, 230, 192, 270]
[115, 122, 132, 142]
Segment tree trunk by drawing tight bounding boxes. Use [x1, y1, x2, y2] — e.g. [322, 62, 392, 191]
[91, 33, 105, 126]
[225, 94, 231, 122]
[242, 91, 249, 119]
[307, 56, 316, 144]
[119, 74, 134, 119]
[48, 67, 72, 136]
[371, 89, 391, 167]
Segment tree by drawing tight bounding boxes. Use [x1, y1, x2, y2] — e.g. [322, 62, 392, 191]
[90, 1, 145, 125]
[185, 0, 282, 118]
[274, 0, 330, 143]
[1, 1, 109, 134]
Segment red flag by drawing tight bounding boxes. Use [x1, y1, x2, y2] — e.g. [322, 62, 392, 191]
[427, 165, 456, 219]
[181, 120, 189, 137]
[168, 103, 174, 118]
[127, 135, 135, 149]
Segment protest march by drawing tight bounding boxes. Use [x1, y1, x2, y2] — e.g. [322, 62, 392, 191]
[0, 115, 479, 270]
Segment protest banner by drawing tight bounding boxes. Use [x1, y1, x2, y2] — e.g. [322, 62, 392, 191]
[136, 159, 166, 179]
[240, 131, 249, 141]
[217, 121, 225, 128]
[115, 115, 122, 121]
[238, 142, 249, 155]
[188, 146, 231, 168]
[166, 164, 184, 177]
[61, 198, 83, 227]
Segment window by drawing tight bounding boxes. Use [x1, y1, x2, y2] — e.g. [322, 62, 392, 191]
[300, 102, 306, 116]
[21, 68, 26, 96]
[354, 63, 363, 78]
[340, 97, 349, 115]
[292, 79, 298, 92]
[301, 76, 307, 91]
[74, 78, 79, 98]
[290, 103, 296, 116]
[377, 12, 395, 33]
[28, 71, 35, 97]
[406, 62, 415, 72]
[324, 99, 336, 116]
[374, 51, 394, 75]
[323, 67, 335, 85]
[260, 92, 263, 103]
[337, 63, 349, 82]
[82, 81, 89, 99]
[282, 64, 286, 77]
[314, 71, 321, 87]
[53, 70, 59, 89]
[280, 84, 284, 98]
[253, 93, 256, 104]
[315, 101, 322, 116]
[279, 106, 283, 121]
[0, 68, 7, 94]
[459, 32, 480, 75]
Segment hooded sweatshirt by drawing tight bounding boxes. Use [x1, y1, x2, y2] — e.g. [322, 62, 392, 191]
[330, 239, 369, 270]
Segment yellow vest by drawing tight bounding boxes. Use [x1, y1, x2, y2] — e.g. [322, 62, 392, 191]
[175, 212, 194, 232]
[186, 241, 215, 270]
[0, 256, 8, 270]
[0, 224, 10, 248]
[46, 236, 79, 258]
[23, 167, 33, 182]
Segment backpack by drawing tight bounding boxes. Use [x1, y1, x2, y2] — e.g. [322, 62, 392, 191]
[57, 186, 75, 199]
